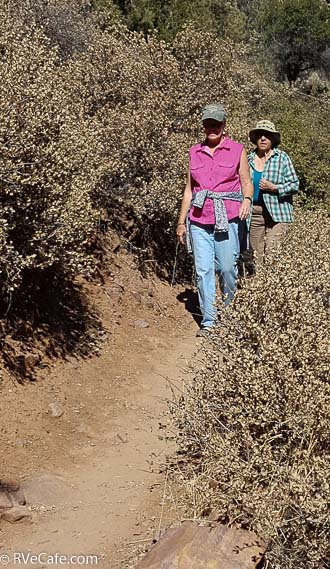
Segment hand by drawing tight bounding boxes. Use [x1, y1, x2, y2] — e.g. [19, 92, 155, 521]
[260, 178, 277, 192]
[176, 224, 186, 245]
[239, 198, 251, 220]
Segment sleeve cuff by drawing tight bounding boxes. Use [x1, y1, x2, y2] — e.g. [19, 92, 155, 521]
[277, 184, 286, 197]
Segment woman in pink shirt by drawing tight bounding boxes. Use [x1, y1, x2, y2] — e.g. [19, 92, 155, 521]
[177, 103, 253, 336]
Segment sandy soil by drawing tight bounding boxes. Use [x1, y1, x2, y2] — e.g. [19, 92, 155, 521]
[0, 251, 199, 568]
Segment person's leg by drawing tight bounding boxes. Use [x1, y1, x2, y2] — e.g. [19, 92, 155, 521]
[215, 220, 240, 306]
[265, 220, 289, 255]
[249, 205, 266, 265]
[190, 223, 216, 328]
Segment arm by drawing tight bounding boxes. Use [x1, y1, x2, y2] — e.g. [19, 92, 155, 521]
[260, 153, 299, 196]
[238, 148, 253, 220]
[276, 154, 299, 197]
[176, 166, 192, 245]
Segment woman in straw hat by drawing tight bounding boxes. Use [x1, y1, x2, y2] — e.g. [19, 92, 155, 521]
[248, 120, 299, 263]
[176, 103, 253, 337]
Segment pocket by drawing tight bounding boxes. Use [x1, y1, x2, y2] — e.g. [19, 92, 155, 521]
[190, 163, 206, 184]
[218, 162, 234, 168]
[191, 164, 205, 171]
[217, 162, 236, 182]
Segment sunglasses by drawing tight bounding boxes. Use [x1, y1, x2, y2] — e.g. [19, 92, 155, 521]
[255, 130, 274, 139]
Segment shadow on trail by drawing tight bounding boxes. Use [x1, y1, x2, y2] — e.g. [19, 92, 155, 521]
[176, 288, 201, 327]
[0, 268, 102, 382]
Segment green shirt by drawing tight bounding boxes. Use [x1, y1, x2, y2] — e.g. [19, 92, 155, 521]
[248, 148, 299, 223]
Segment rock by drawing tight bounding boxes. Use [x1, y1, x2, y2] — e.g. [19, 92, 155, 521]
[21, 474, 70, 507]
[136, 522, 267, 569]
[0, 492, 12, 510]
[131, 291, 143, 304]
[116, 433, 129, 444]
[0, 479, 26, 507]
[10, 489, 26, 506]
[110, 233, 121, 253]
[66, 355, 80, 367]
[23, 353, 40, 373]
[132, 319, 150, 328]
[15, 439, 32, 447]
[0, 477, 20, 492]
[48, 401, 64, 418]
[1, 506, 32, 523]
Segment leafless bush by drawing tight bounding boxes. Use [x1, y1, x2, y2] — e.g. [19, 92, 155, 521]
[172, 210, 330, 568]
[30, 0, 94, 58]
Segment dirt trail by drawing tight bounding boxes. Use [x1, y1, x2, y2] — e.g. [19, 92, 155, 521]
[1, 257, 198, 568]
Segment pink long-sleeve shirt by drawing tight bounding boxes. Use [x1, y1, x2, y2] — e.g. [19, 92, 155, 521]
[189, 137, 243, 225]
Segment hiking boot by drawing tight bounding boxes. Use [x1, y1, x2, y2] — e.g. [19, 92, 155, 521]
[196, 327, 212, 338]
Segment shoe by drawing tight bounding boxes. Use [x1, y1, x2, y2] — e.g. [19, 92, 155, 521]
[196, 327, 212, 338]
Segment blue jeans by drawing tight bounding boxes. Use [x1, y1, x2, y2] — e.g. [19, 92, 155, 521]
[190, 221, 240, 328]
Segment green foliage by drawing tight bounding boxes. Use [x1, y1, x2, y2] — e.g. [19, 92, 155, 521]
[279, 104, 330, 209]
[260, 0, 329, 43]
[256, 91, 330, 210]
[97, 0, 330, 82]
[257, 0, 330, 82]
[108, 0, 248, 42]
[92, 0, 120, 11]
[127, 0, 159, 35]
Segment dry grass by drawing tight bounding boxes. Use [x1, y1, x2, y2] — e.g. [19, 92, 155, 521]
[171, 209, 330, 569]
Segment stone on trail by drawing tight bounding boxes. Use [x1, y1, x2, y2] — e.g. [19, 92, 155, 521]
[109, 232, 121, 253]
[132, 319, 150, 328]
[0, 477, 20, 492]
[1, 506, 32, 524]
[48, 401, 64, 418]
[10, 488, 26, 506]
[0, 492, 12, 510]
[23, 352, 40, 373]
[21, 474, 70, 507]
[0, 478, 26, 509]
[136, 522, 266, 569]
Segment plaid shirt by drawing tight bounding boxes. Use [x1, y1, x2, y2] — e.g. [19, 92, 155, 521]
[248, 148, 299, 223]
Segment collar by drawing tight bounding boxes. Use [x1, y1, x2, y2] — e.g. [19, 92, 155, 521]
[197, 137, 232, 153]
[248, 147, 280, 165]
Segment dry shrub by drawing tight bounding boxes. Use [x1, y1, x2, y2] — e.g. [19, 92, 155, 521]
[0, 1, 107, 296]
[0, 0, 109, 374]
[1, 1, 328, 293]
[172, 209, 330, 569]
[75, 25, 269, 274]
[75, 21, 329, 271]
[0, 0, 329, 375]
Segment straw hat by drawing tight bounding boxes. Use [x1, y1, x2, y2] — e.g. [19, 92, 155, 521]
[249, 120, 281, 146]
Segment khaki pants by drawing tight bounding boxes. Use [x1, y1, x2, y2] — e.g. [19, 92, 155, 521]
[250, 205, 288, 263]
